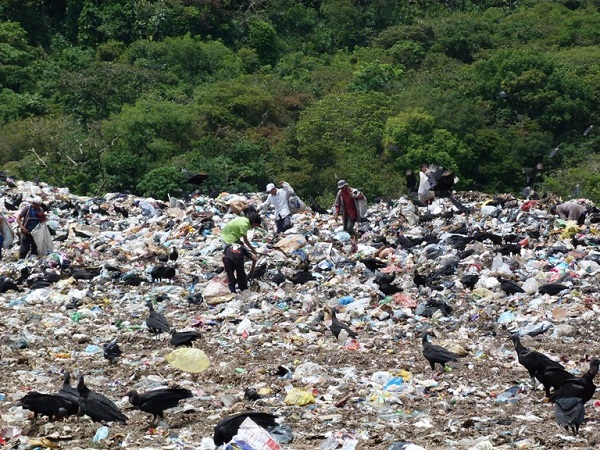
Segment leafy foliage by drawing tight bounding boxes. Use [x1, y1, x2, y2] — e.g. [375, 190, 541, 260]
[0, 0, 599, 204]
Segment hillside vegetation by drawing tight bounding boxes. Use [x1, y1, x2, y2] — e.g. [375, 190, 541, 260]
[1, 0, 599, 205]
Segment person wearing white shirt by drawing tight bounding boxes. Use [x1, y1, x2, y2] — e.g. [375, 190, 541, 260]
[260, 182, 293, 234]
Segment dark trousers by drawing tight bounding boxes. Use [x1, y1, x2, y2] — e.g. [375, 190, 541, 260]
[19, 232, 38, 259]
[275, 215, 292, 233]
[223, 257, 248, 293]
[342, 215, 357, 236]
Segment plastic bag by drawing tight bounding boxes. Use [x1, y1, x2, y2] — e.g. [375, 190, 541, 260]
[352, 190, 368, 218]
[288, 194, 306, 214]
[203, 272, 235, 305]
[165, 347, 211, 373]
[521, 278, 539, 295]
[0, 214, 14, 248]
[284, 388, 315, 406]
[282, 182, 306, 214]
[31, 222, 54, 255]
[226, 417, 281, 450]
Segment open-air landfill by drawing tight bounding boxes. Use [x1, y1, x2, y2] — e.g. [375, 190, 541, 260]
[1, 177, 600, 450]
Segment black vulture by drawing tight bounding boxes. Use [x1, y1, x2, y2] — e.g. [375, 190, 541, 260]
[56, 371, 79, 417]
[103, 340, 122, 363]
[472, 231, 503, 246]
[413, 270, 428, 289]
[77, 375, 128, 424]
[4, 193, 22, 211]
[396, 235, 424, 249]
[145, 301, 171, 335]
[151, 265, 176, 282]
[536, 364, 576, 397]
[249, 263, 267, 280]
[421, 331, 464, 372]
[553, 397, 585, 435]
[169, 329, 202, 347]
[121, 273, 145, 286]
[549, 358, 600, 405]
[457, 249, 475, 259]
[374, 272, 395, 286]
[418, 299, 453, 317]
[53, 229, 70, 242]
[449, 196, 471, 214]
[287, 270, 316, 285]
[30, 280, 52, 290]
[426, 164, 459, 197]
[538, 283, 569, 296]
[379, 284, 402, 295]
[329, 307, 358, 340]
[43, 271, 61, 283]
[271, 271, 287, 285]
[308, 203, 329, 214]
[182, 169, 209, 185]
[213, 411, 279, 446]
[497, 243, 522, 255]
[509, 333, 568, 393]
[359, 257, 386, 272]
[0, 279, 21, 293]
[523, 162, 544, 188]
[498, 278, 525, 295]
[460, 274, 479, 290]
[549, 358, 600, 434]
[71, 269, 96, 280]
[169, 246, 179, 262]
[127, 387, 193, 425]
[18, 391, 71, 421]
[113, 205, 129, 218]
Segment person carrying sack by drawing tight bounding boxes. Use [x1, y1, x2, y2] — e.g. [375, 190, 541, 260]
[333, 179, 366, 238]
[260, 181, 295, 234]
[16, 196, 48, 259]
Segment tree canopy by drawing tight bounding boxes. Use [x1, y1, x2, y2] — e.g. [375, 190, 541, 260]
[0, 0, 599, 203]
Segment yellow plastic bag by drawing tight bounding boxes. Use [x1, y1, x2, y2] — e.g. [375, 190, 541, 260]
[284, 388, 315, 406]
[165, 348, 211, 373]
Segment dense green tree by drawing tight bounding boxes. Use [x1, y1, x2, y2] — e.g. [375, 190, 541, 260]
[0, 115, 108, 193]
[56, 61, 160, 122]
[0, 0, 599, 204]
[101, 98, 197, 192]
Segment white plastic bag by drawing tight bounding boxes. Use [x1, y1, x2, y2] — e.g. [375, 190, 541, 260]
[1, 214, 14, 248]
[203, 272, 234, 305]
[282, 182, 307, 214]
[352, 189, 368, 218]
[288, 194, 306, 214]
[31, 222, 54, 255]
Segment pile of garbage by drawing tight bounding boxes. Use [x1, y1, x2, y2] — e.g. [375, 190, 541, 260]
[1, 178, 600, 450]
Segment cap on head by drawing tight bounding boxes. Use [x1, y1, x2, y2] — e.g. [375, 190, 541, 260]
[337, 180, 347, 189]
[32, 196, 43, 205]
[266, 183, 276, 192]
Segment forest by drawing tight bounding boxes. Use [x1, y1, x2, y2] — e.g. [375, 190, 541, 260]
[0, 0, 599, 206]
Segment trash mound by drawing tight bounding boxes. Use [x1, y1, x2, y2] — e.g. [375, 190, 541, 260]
[0, 179, 599, 449]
